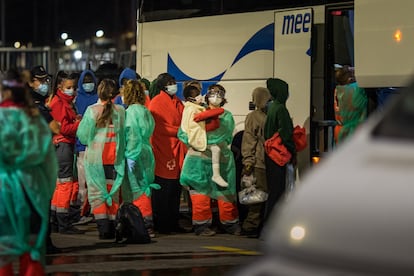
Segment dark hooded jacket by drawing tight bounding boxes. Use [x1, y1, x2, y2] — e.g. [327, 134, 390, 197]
[75, 70, 98, 152]
[118, 68, 137, 87]
[264, 78, 295, 156]
[242, 87, 271, 170]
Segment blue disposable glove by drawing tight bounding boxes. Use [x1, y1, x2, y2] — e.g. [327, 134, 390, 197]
[127, 159, 136, 172]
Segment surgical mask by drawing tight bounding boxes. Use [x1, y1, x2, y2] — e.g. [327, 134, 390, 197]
[82, 83, 95, 92]
[144, 90, 149, 96]
[166, 84, 177, 95]
[208, 95, 222, 106]
[63, 89, 74, 96]
[36, 83, 49, 96]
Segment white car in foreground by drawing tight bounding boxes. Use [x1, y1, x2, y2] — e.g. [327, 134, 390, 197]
[235, 82, 414, 275]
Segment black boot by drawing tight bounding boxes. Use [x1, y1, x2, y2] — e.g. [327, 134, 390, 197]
[57, 212, 85, 234]
[50, 210, 59, 233]
[96, 219, 115, 240]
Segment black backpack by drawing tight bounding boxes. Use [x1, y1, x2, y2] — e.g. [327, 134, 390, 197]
[115, 202, 151, 244]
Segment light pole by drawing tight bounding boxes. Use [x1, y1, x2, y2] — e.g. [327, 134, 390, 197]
[1, 0, 5, 46]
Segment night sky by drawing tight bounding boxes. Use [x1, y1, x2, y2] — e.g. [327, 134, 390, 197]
[2, 0, 137, 47]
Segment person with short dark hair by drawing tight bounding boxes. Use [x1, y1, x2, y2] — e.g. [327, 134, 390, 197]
[181, 84, 228, 187]
[148, 72, 187, 234]
[179, 84, 241, 236]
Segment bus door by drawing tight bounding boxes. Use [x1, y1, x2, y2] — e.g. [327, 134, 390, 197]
[274, 8, 313, 171]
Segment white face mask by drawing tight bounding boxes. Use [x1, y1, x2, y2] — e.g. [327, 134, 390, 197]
[208, 95, 222, 106]
[166, 84, 178, 95]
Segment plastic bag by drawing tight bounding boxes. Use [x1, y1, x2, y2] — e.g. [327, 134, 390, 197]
[239, 175, 268, 204]
[285, 163, 296, 193]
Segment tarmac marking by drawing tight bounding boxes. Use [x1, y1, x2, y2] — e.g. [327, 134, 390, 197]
[203, 246, 261, 256]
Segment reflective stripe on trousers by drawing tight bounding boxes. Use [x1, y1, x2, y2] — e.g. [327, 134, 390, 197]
[190, 193, 239, 226]
[92, 184, 119, 221]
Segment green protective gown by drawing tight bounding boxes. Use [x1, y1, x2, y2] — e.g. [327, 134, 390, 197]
[178, 109, 237, 202]
[124, 104, 159, 201]
[335, 82, 368, 143]
[0, 108, 57, 265]
[76, 103, 126, 209]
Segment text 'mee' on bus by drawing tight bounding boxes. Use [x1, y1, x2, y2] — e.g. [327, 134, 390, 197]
[135, 0, 355, 175]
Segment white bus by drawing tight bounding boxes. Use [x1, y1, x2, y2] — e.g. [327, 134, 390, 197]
[135, 1, 360, 171]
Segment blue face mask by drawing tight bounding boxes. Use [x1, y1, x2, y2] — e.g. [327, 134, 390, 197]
[82, 83, 95, 92]
[63, 89, 74, 96]
[36, 83, 49, 96]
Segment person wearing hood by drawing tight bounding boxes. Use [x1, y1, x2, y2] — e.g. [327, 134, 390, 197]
[263, 78, 295, 223]
[73, 70, 99, 225]
[114, 67, 148, 108]
[240, 87, 271, 238]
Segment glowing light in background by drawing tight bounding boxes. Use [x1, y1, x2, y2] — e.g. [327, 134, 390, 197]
[74, 50, 82, 60]
[394, 29, 402, 43]
[13, 41, 21, 48]
[96, 30, 104, 38]
[65, 39, 73, 46]
[290, 226, 306, 241]
[61, 32, 68, 40]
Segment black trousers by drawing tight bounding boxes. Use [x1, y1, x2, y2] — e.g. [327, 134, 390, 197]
[151, 176, 182, 233]
[263, 154, 286, 224]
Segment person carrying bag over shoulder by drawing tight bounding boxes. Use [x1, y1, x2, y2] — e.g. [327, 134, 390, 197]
[263, 78, 296, 224]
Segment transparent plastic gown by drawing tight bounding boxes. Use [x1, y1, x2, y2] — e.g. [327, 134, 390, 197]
[124, 104, 159, 201]
[178, 110, 237, 202]
[0, 108, 58, 265]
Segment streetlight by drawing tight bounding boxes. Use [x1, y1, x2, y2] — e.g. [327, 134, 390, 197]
[65, 39, 73, 46]
[74, 50, 82, 60]
[13, 41, 21, 48]
[61, 32, 68, 40]
[96, 30, 104, 38]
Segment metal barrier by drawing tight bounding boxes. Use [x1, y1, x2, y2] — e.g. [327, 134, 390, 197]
[0, 47, 51, 73]
[311, 120, 337, 159]
[0, 47, 136, 74]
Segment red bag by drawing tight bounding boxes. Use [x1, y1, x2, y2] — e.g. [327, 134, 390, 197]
[264, 132, 292, 166]
[293, 125, 307, 152]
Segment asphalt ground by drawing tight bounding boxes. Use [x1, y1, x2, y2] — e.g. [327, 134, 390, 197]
[45, 222, 264, 275]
